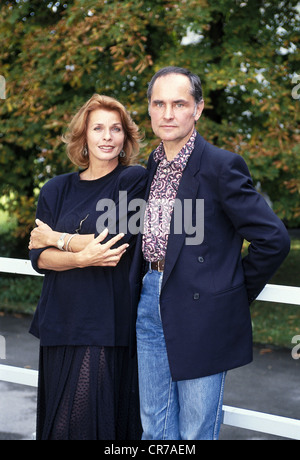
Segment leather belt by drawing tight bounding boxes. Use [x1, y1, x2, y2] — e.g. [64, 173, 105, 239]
[150, 259, 165, 272]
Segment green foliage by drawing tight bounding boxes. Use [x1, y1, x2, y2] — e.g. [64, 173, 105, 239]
[0, 210, 19, 257]
[0, 0, 299, 238]
[0, 210, 43, 314]
[0, 275, 43, 315]
[251, 237, 300, 348]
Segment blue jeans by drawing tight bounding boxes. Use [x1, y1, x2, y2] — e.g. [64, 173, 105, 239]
[136, 269, 226, 440]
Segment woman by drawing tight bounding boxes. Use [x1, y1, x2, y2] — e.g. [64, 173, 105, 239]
[29, 94, 148, 440]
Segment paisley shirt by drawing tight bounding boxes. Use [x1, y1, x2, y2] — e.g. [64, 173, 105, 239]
[142, 129, 197, 262]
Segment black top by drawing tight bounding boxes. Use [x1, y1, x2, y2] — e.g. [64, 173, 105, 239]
[29, 164, 148, 347]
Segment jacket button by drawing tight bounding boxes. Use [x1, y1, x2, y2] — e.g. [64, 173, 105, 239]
[198, 256, 204, 263]
[193, 293, 200, 300]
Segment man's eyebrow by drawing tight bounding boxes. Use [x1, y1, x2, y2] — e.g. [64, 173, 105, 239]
[152, 99, 188, 104]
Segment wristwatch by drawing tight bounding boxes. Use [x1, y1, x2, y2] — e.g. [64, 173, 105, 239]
[57, 233, 67, 251]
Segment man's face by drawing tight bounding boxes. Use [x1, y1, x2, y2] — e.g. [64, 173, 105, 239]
[148, 73, 204, 156]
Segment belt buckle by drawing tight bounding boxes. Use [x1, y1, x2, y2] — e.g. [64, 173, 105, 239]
[149, 259, 165, 272]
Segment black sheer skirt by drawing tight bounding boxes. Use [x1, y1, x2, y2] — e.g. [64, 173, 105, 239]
[36, 345, 142, 440]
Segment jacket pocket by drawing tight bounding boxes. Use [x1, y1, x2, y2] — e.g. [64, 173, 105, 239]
[213, 282, 245, 297]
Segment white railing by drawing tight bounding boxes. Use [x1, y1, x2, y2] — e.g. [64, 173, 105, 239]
[0, 257, 300, 440]
[0, 257, 44, 277]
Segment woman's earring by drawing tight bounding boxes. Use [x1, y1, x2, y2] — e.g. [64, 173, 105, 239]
[119, 150, 126, 158]
[83, 145, 88, 157]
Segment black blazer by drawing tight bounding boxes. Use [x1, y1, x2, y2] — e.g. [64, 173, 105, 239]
[130, 133, 290, 381]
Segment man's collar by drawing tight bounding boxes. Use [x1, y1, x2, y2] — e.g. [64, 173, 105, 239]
[153, 128, 197, 171]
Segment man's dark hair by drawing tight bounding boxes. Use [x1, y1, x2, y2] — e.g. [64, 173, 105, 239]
[147, 66, 203, 104]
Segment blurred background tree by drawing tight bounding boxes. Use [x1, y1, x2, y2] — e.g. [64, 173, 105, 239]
[0, 0, 299, 245]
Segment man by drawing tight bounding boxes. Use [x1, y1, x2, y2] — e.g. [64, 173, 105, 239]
[130, 67, 290, 440]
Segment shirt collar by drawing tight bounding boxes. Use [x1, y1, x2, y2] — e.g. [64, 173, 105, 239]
[153, 128, 197, 171]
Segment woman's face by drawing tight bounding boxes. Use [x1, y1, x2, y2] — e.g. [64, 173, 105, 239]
[86, 108, 125, 166]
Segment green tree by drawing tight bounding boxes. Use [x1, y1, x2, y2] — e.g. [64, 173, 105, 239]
[0, 0, 299, 240]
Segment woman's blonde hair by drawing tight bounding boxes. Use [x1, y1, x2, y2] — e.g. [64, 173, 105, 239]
[63, 94, 142, 167]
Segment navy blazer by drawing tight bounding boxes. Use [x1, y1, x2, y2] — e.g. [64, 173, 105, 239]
[130, 133, 290, 381]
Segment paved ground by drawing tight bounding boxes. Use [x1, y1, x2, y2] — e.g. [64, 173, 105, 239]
[0, 313, 299, 440]
[0, 314, 39, 441]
